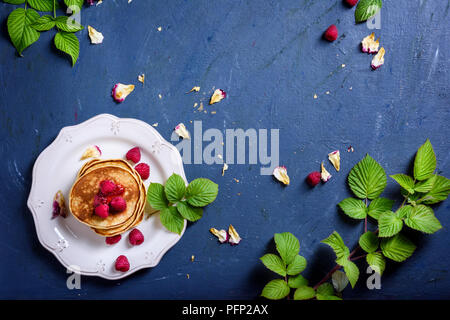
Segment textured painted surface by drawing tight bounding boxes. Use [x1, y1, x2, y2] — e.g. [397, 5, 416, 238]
[0, 0, 449, 299]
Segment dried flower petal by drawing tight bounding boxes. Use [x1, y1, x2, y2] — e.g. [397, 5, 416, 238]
[361, 33, 380, 54]
[88, 26, 104, 44]
[187, 86, 200, 93]
[138, 74, 145, 85]
[80, 145, 101, 160]
[222, 163, 228, 176]
[371, 47, 385, 70]
[112, 83, 135, 102]
[209, 89, 226, 105]
[273, 166, 290, 185]
[228, 224, 241, 245]
[210, 228, 229, 243]
[321, 162, 332, 182]
[52, 190, 67, 219]
[174, 123, 190, 139]
[347, 146, 354, 153]
[328, 150, 340, 172]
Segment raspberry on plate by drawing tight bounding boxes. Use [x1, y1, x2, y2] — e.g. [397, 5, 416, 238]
[134, 163, 150, 180]
[126, 147, 141, 163]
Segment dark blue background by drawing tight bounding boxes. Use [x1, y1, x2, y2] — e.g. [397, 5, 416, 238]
[0, 0, 449, 299]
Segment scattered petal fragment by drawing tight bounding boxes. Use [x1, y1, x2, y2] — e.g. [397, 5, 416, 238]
[210, 228, 229, 243]
[328, 150, 341, 172]
[228, 225, 241, 245]
[371, 47, 385, 70]
[273, 166, 290, 185]
[321, 162, 332, 182]
[222, 163, 228, 176]
[347, 146, 354, 153]
[88, 26, 104, 44]
[138, 74, 145, 85]
[80, 145, 101, 160]
[52, 190, 67, 219]
[174, 123, 190, 140]
[157, 26, 162, 32]
[187, 86, 200, 93]
[112, 83, 135, 102]
[209, 89, 226, 105]
[361, 33, 380, 54]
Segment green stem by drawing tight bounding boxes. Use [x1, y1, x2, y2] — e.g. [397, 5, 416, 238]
[53, 0, 56, 18]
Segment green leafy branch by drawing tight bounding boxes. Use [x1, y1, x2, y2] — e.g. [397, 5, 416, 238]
[147, 173, 219, 234]
[4, 0, 84, 66]
[260, 140, 449, 299]
[355, 0, 383, 23]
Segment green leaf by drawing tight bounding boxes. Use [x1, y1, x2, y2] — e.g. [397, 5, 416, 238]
[176, 201, 202, 222]
[390, 174, 415, 194]
[293, 286, 315, 300]
[359, 231, 379, 253]
[55, 16, 84, 32]
[7, 8, 40, 55]
[27, 0, 54, 12]
[3, 0, 26, 4]
[54, 31, 79, 66]
[414, 139, 436, 181]
[338, 198, 367, 219]
[366, 252, 386, 275]
[30, 15, 55, 31]
[378, 211, 403, 237]
[288, 274, 308, 289]
[185, 178, 218, 207]
[286, 255, 307, 275]
[261, 279, 290, 300]
[338, 259, 359, 288]
[331, 270, 349, 292]
[321, 231, 350, 260]
[64, 0, 84, 9]
[160, 206, 184, 235]
[414, 175, 436, 193]
[316, 283, 334, 296]
[355, 0, 382, 23]
[164, 173, 186, 203]
[259, 254, 286, 277]
[316, 294, 342, 300]
[147, 183, 169, 210]
[396, 205, 413, 219]
[420, 175, 450, 204]
[274, 232, 300, 265]
[404, 205, 442, 234]
[381, 234, 416, 262]
[348, 154, 387, 200]
[368, 197, 395, 220]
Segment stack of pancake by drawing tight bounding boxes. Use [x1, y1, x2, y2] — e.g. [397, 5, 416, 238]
[69, 159, 146, 237]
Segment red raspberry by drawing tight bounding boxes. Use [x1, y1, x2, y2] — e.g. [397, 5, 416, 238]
[93, 194, 107, 207]
[344, 0, 358, 7]
[306, 171, 321, 187]
[134, 163, 150, 180]
[115, 255, 130, 272]
[100, 180, 116, 195]
[129, 228, 144, 246]
[105, 234, 122, 245]
[126, 147, 141, 163]
[94, 203, 109, 218]
[324, 24, 338, 42]
[113, 184, 125, 196]
[109, 196, 127, 213]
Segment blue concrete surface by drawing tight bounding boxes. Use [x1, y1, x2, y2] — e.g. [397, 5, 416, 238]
[0, 0, 449, 299]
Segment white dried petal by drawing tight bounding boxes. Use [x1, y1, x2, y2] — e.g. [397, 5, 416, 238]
[52, 190, 67, 218]
[209, 89, 226, 105]
[138, 74, 145, 85]
[273, 166, 290, 185]
[371, 47, 385, 70]
[174, 123, 190, 140]
[210, 228, 228, 243]
[361, 32, 380, 54]
[88, 26, 104, 44]
[80, 145, 101, 160]
[321, 162, 332, 182]
[187, 86, 200, 93]
[112, 83, 135, 102]
[228, 224, 241, 245]
[328, 150, 340, 172]
[222, 163, 228, 176]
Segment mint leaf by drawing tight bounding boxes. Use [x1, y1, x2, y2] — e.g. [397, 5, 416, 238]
[185, 178, 218, 207]
[338, 258, 359, 288]
[381, 234, 416, 262]
[390, 174, 415, 194]
[286, 255, 307, 275]
[366, 252, 386, 275]
[176, 201, 202, 222]
[414, 139, 436, 181]
[64, 0, 84, 9]
[348, 154, 387, 200]
[316, 294, 342, 300]
[54, 31, 79, 66]
[355, 0, 382, 23]
[321, 231, 350, 260]
[165, 173, 186, 203]
[414, 175, 436, 193]
[4, 0, 26, 4]
[332, 270, 349, 292]
[359, 231, 379, 253]
[55, 16, 84, 32]
[316, 283, 334, 296]
[338, 198, 367, 219]
[368, 197, 394, 220]
[288, 274, 308, 289]
[420, 175, 450, 204]
[30, 15, 55, 31]
[260, 254, 286, 277]
[147, 183, 168, 210]
[7, 8, 40, 55]
[378, 211, 403, 237]
[160, 206, 184, 234]
[274, 232, 300, 265]
[27, 0, 54, 12]
[293, 286, 315, 300]
[396, 205, 412, 219]
[404, 205, 442, 234]
[261, 279, 290, 300]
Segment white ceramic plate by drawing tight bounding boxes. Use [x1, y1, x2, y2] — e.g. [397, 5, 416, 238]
[27, 114, 187, 280]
